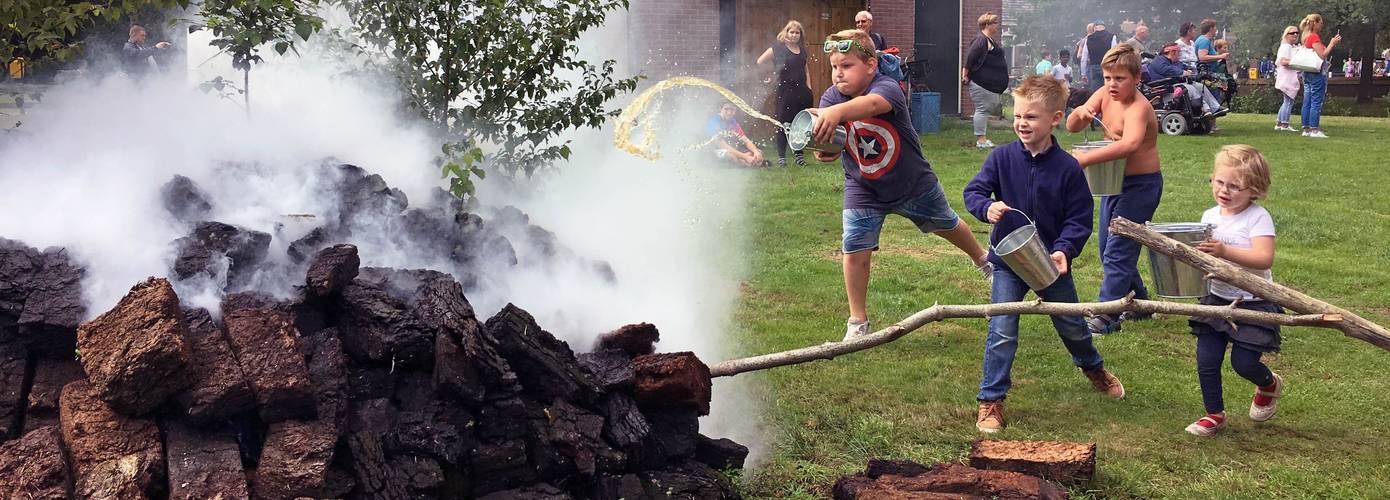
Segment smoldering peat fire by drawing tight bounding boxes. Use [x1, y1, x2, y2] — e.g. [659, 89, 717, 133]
[0, 165, 747, 499]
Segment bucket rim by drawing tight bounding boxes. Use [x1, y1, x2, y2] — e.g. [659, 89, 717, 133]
[994, 224, 1038, 255]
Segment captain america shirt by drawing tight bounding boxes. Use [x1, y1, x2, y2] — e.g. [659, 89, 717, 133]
[819, 74, 940, 210]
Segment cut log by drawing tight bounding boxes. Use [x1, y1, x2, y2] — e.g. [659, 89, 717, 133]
[969, 440, 1096, 482]
[0, 426, 71, 499]
[1110, 216, 1390, 351]
[166, 420, 249, 500]
[76, 277, 193, 415]
[632, 352, 711, 415]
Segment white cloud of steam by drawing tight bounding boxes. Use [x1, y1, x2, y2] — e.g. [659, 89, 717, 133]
[0, 7, 768, 463]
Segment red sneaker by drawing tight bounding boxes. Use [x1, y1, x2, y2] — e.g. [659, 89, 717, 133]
[1250, 372, 1284, 422]
[1185, 412, 1226, 437]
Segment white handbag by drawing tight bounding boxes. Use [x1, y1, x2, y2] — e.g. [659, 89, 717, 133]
[1288, 46, 1324, 73]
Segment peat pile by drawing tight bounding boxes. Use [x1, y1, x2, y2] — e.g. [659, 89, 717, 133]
[0, 241, 746, 498]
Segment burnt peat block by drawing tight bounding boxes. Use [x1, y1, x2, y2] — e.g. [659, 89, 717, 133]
[402, 268, 518, 405]
[535, 399, 624, 480]
[391, 454, 445, 495]
[832, 462, 1068, 500]
[166, 420, 249, 500]
[254, 420, 338, 499]
[345, 398, 409, 500]
[0, 342, 26, 438]
[306, 244, 360, 297]
[287, 226, 333, 264]
[695, 434, 750, 471]
[172, 221, 271, 290]
[471, 439, 535, 495]
[221, 292, 315, 422]
[637, 408, 700, 469]
[479, 483, 570, 500]
[24, 358, 84, 432]
[599, 393, 649, 459]
[969, 439, 1097, 482]
[577, 348, 634, 392]
[632, 352, 712, 416]
[388, 381, 477, 465]
[594, 461, 738, 500]
[334, 164, 409, 232]
[160, 174, 214, 223]
[173, 308, 255, 425]
[484, 303, 599, 403]
[302, 328, 350, 433]
[337, 278, 434, 368]
[594, 322, 659, 357]
[16, 248, 86, 355]
[76, 277, 193, 415]
[0, 237, 41, 329]
[59, 380, 164, 498]
[0, 426, 71, 499]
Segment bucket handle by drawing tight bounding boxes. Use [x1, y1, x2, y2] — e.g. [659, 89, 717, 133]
[988, 207, 1038, 252]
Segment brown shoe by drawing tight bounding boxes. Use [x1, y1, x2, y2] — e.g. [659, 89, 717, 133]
[976, 400, 1005, 433]
[1083, 368, 1126, 399]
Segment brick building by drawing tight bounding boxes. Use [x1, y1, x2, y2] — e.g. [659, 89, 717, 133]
[625, 0, 1004, 117]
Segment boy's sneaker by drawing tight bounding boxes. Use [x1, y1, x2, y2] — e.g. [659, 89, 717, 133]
[1307, 130, 1329, 139]
[976, 400, 1005, 433]
[794, 153, 808, 166]
[975, 140, 996, 149]
[975, 261, 994, 285]
[1119, 310, 1154, 322]
[1300, 130, 1310, 137]
[1087, 315, 1122, 336]
[1185, 412, 1227, 437]
[1249, 372, 1284, 422]
[1082, 367, 1126, 399]
[844, 319, 870, 341]
[777, 158, 787, 168]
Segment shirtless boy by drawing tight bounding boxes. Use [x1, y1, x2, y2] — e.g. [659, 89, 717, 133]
[1065, 44, 1162, 335]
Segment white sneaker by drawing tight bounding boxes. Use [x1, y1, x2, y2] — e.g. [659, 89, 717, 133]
[844, 319, 870, 341]
[976, 140, 996, 149]
[1300, 130, 1310, 137]
[1307, 130, 1329, 139]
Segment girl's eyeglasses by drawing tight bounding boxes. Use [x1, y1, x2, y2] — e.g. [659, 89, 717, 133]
[823, 39, 875, 57]
[1209, 178, 1248, 194]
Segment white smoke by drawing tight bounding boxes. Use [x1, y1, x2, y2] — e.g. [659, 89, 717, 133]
[0, 6, 766, 462]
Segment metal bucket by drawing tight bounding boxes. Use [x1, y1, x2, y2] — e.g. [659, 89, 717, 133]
[991, 209, 1059, 291]
[1146, 222, 1214, 299]
[1072, 140, 1124, 196]
[787, 109, 847, 154]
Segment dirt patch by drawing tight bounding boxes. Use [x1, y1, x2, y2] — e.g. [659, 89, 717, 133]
[833, 460, 1068, 499]
[969, 439, 1096, 482]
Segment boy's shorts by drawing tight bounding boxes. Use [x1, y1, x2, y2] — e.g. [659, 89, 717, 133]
[842, 181, 961, 253]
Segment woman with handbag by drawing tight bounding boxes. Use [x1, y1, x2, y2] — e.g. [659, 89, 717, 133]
[1295, 13, 1341, 139]
[1273, 26, 1303, 132]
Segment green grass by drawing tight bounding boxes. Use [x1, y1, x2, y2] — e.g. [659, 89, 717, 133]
[729, 114, 1390, 499]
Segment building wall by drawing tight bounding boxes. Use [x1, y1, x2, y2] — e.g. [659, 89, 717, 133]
[627, 0, 723, 82]
[870, 0, 915, 57]
[959, 0, 1003, 115]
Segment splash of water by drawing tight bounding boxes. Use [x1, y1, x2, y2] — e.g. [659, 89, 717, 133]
[613, 76, 783, 161]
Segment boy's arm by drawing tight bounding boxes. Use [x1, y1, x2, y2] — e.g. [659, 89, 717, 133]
[962, 153, 1000, 223]
[810, 94, 890, 143]
[1053, 169, 1095, 260]
[1073, 98, 1151, 166]
[1064, 88, 1106, 132]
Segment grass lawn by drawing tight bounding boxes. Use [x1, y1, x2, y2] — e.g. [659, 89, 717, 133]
[728, 113, 1390, 499]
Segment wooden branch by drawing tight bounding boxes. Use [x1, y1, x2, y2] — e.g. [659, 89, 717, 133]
[708, 296, 1341, 378]
[1109, 217, 1390, 351]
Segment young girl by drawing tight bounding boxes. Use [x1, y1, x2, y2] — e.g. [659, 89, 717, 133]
[1185, 145, 1284, 436]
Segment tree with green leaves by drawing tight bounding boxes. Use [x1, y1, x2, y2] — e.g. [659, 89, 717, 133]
[189, 0, 323, 113]
[1230, 0, 1390, 103]
[337, 0, 640, 200]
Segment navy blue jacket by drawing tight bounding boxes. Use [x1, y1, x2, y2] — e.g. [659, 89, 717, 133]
[964, 137, 1094, 269]
[1148, 55, 1186, 80]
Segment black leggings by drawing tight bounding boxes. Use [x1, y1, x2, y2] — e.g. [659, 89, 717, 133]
[774, 83, 813, 159]
[1196, 331, 1275, 414]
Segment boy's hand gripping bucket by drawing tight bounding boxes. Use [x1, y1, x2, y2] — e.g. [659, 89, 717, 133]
[787, 109, 847, 154]
[991, 208, 1060, 291]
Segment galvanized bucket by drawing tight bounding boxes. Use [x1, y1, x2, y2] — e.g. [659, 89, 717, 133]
[1072, 140, 1124, 196]
[787, 109, 847, 154]
[991, 209, 1059, 291]
[1146, 222, 1214, 299]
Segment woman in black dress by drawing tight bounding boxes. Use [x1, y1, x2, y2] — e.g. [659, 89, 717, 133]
[757, 20, 813, 167]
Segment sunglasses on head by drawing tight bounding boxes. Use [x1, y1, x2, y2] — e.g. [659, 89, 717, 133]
[823, 39, 875, 56]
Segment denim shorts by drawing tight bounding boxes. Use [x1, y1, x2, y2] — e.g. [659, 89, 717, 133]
[842, 182, 961, 253]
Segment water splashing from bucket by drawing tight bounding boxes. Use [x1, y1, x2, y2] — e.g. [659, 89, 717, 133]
[613, 77, 784, 161]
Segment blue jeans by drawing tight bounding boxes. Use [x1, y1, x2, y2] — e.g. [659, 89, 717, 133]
[1300, 71, 1326, 129]
[978, 267, 1104, 401]
[1087, 64, 1104, 92]
[1097, 173, 1163, 302]
[1277, 93, 1295, 125]
[1196, 330, 1274, 414]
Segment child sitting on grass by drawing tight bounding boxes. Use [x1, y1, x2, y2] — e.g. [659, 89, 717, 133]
[1185, 144, 1284, 437]
[963, 75, 1125, 433]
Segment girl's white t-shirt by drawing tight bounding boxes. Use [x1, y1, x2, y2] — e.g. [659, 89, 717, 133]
[1201, 203, 1276, 300]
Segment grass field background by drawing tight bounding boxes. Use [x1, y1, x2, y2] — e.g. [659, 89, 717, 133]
[728, 113, 1390, 499]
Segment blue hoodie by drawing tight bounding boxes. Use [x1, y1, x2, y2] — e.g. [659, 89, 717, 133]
[964, 137, 1094, 269]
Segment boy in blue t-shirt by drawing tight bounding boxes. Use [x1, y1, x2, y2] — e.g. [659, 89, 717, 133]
[809, 29, 991, 341]
[963, 75, 1126, 433]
